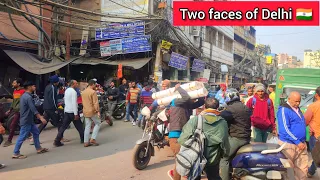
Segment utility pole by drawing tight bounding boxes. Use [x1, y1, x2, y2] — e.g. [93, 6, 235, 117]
[66, 0, 71, 61]
[66, 0, 71, 80]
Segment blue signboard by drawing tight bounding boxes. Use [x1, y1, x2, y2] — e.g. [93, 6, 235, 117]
[95, 21, 145, 40]
[122, 35, 152, 54]
[168, 52, 188, 70]
[100, 35, 151, 56]
[191, 59, 206, 72]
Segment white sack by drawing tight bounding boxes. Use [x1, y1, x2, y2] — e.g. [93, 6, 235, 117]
[152, 81, 204, 99]
[156, 88, 208, 106]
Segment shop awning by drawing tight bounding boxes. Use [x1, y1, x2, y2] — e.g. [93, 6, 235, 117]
[3, 50, 74, 75]
[72, 57, 152, 69]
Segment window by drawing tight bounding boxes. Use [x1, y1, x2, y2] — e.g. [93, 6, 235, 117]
[205, 27, 217, 44]
[224, 37, 233, 53]
[217, 33, 223, 48]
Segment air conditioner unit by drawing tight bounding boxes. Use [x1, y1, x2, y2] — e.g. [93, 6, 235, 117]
[191, 30, 200, 37]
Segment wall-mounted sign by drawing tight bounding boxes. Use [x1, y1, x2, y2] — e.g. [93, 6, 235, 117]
[95, 21, 145, 40]
[100, 35, 152, 57]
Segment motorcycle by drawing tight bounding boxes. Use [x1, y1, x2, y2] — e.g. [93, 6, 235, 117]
[132, 107, 170, 170]
[110, 100, 126, 120]
[232, 142, 291, 180]
[98, 94, 113, 126]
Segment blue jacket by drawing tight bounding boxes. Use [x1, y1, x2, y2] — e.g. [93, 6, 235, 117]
[277, 103, 306, 145]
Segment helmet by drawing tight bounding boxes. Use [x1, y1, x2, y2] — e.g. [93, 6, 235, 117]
[225, 89, 240, 104]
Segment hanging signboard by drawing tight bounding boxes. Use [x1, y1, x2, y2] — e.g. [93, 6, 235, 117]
[95, 21, 145, 40]
[191, 59, 206, 72]
[168, 52, 188, 70]
[266, 56, 273, 64]
[100, 35, 152, 57]
[100, 41, 111, 57]
[79, 28, 89, 55]
[161, 40, 172, 50]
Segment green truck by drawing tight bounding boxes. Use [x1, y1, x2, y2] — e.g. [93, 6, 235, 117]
[274, 68, 320, 141]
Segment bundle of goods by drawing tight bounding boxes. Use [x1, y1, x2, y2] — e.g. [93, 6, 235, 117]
[152, 81, 208, 106]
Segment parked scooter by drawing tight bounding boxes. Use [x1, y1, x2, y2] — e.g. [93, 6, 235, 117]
[132, 107, 170, 170]
[231, 142, 291, 180]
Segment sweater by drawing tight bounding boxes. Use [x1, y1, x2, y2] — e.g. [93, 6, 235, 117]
[81, 88, 99, 118]
[277, 102, 306, 145]
[11, 88, 25, 112]
[126, 88, 140, 104]
[246, 94, 275, 130]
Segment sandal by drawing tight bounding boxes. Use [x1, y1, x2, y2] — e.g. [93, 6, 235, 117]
[12, 154, 27, 159]
[0, 164, 5, 169]
[37, 148, 49, 154]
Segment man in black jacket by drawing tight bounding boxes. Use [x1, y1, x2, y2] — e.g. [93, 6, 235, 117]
[219, 90, 252, 180]
[118, 78, 128, 102]
[37, 75, 63, 139]
[106, 81, 119, 120]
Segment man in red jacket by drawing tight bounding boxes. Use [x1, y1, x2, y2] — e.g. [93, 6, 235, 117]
[246, 83, 276, 142]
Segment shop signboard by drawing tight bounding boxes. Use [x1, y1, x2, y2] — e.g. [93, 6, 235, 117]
[168, 52, 188, 70]
[95, 21, 145, 40]
[100, 41, 111, 56]
[99, 35, 151, 56]
[191, 59, 205, 72]
[122, 35, 152, 54]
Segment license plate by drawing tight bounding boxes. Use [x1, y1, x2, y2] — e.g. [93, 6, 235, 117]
[80, 113, 83, 117]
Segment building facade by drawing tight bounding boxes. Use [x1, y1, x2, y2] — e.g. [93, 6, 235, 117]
[304, 49, 320, 68]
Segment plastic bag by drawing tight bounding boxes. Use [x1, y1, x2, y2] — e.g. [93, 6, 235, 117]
[266, 134, 279, 144]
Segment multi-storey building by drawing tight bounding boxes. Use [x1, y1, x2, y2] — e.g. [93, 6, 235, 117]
[304, 49, 320, 68]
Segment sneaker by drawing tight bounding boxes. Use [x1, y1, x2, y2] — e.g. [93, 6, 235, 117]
[124, 119, 129, 122]
[3, 141, 12, 147]
[167, 170, 174, 180]
[132, 122, 136, 126]
[0, 164, 5, 169]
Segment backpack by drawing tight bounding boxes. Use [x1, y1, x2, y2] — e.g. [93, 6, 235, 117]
[251, 97, 272, 130]
[176, 115, 207, 180]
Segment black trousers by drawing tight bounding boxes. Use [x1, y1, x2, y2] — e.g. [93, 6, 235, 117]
[55, 113, 84, 143]
[38, 110, 62, 133]
[195, 163, 221, 180]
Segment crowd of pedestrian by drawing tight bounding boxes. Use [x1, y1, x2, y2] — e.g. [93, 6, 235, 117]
[0, 75, 319, 180]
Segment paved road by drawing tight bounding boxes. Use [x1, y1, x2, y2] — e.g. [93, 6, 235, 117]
[0, 120, 319, 180]
[0, 120, 142, 172]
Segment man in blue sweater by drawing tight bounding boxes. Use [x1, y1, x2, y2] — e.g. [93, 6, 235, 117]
[277, 91, 308, 180]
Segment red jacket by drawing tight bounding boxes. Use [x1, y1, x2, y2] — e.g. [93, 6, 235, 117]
[246, 94, 275, 130]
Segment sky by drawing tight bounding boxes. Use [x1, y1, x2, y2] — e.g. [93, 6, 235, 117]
[255, 26, 320, 61]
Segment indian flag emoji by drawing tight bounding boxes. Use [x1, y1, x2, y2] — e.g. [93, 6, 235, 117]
[296, 8, 312, 20]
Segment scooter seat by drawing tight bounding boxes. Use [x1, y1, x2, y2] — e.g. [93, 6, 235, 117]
[237, 143, 280, 154]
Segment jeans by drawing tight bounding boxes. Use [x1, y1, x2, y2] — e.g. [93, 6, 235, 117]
[220, 136, 250, 180]
[84, 115, 101, 143]
[55, 113, 84, 143]
[308, 135, 317, 175]
[253, 127, 269, 142]
[128, 104, 138, 122]
[14, 124, 41, 155]
[8, 112, 20, 142]
[107, 101, 117, 118]
[0, 134, 3, 145]
[195, 163, 221, 180]
[38, 110, 62, 133]
[125, 103, 130, 121]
